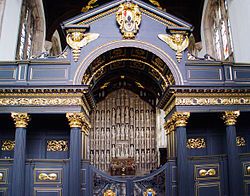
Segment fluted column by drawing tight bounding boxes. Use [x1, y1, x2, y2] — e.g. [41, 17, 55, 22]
[164, 119, 175, 159]
[11, 112, 30, 196]
[222, 111, 242, 196]
[172, 112, 190, 196]
[66, 112, 84, 196]
[81, 119, 91, 160]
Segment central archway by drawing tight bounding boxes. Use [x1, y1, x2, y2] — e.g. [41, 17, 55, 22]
[82, 45, 177, 176]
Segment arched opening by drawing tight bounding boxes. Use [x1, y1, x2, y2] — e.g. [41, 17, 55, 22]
[85, 47, 175, 175]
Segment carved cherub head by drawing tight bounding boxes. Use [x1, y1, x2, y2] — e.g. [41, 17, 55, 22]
[172, 34, 184, 45]
[71, 32, 84, 42]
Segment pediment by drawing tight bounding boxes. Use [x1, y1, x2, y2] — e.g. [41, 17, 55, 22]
[61, 0, 193, 31]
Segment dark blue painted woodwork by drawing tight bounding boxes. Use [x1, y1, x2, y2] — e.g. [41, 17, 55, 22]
[226, 124, 243, 196]
[176, 126, 189, 196]
[11, 128, 27, 196]
[69, 127, 82, 195]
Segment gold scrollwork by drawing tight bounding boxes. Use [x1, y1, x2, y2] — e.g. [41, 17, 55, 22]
[158, 33, 189, 63]
[38, 173, 58, 181]
[81, 0, 98, 13]
[236, 136, 246, 147]
[47, 140, 68, 152]
[144, 188, 156, 196]
[116, 2, 142, 39]
[186, 138, 206, 149]
[199, 169, 216, 177]
[103, 189, 116, 196]
[1, 140, 15, 151]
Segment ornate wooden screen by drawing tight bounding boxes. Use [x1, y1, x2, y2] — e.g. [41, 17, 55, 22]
[90, 89, 158, 175]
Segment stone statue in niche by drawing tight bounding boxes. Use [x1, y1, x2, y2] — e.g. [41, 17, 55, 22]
[130, 125, 134, 140]
[107, 110, 110, 125]
[129, 108, 134, 125]
[135, 150, 140, 163]
[107, 151, 110, 164]
[101, 110, 105, 127]
[146, 110, 150, 127]
[112, 108, 116, 125]
[125, 125, 129, 140]
[90, 151, 94, 164]
[120, 124, 125, 140]
[135, 110, 139, 127]
[96, 110, 100, 125]
[117, 124, 121, 140]
[125, 106, 129, 123]
[130, 145, 134, 157]
[116, 107, 121, 123]
[111, 126, 115, 142]
[111, 145, 115, 158]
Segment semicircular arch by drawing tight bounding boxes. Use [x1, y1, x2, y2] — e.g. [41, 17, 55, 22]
[73, 40, 183, 85]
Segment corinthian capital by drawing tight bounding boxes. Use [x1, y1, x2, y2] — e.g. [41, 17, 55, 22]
[66, 113, 84, 128]
[172, 112, 190, 127]
[11, 113, 30, 128]
[222, 111, 240, 126]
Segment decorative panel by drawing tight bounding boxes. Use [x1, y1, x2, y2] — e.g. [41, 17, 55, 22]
[243, 162, 250, 177]
[34, 168, 62, 184]
[29, 67, 68, 80]
[90, 89, 157, 175]
[0, 67, 17, 80]
[34, 188, 62, 196]
[195, 182, 220, 196]
[194, 164, 219, 181]
[0, 168, 8, 184]
[187, 68, 222, 80]
[244, 180, 250, 196]
[234, 69, 250, 81]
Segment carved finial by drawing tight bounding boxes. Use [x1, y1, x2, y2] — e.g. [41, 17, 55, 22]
[11, 113, 30, 128]
[222, 111, 240, 126]
[172, 112, 190, 127]
[66, 113, 84, 128]
[116, 2, 142, 39]
[158, 33, 189, 63]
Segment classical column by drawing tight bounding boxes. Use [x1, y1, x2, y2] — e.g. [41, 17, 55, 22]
[11, 112, 30, 196]
[164, 119, 175, 159]
[81, 120, 91, 160]
[66, 112, 84, 196]
[222, 111, 242, 196]
[172, 112, 190, 196]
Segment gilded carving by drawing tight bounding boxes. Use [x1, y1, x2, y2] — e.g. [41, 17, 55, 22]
[236, 136, 246, 147]
[116, 2, 142, 39]
[1, 140, 15, 151]
[222, 111, 240, 126]
[38, 173, 58, 181]
[47, 140, 68, 152]
[66, 113, 84, 128]
[186, 138, 206, 149]
[199, 169, 216, 177]
[172, 112, 190, 127]
[103, 189, 116, 196]
[66, 31, 99, 62]
[81, 0, 98, 12]
[144, 188, 156, 196]
[11, 113, 30, 128]
[158, 33, 189, 62]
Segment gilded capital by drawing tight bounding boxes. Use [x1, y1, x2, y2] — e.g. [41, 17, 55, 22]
[222, 111, 240, 126]
[11, 112, 30, 128]
[66, 113, 84, 128]
[172, 112, 190, 127]
[81, 116, 91, 135]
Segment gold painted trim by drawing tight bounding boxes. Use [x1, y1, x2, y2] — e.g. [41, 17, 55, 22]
[222, 111, 240, 126]
[11, 113, 30, 128]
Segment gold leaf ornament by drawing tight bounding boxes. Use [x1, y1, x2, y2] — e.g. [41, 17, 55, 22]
[158, 33, 189, 63]
[66, 32, 100, 62]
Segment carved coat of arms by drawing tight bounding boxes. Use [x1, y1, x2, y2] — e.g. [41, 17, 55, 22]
[116, 2, 142, 39]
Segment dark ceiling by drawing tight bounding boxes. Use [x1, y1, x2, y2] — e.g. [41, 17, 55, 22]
[43, 0, 204, 48]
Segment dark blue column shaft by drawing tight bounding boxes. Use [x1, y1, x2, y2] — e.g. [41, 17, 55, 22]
[176, 126, 188, 196]
[226, 125, 242, 196]
[69, 127, 82, 195]
[11, 128, 27, 196]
